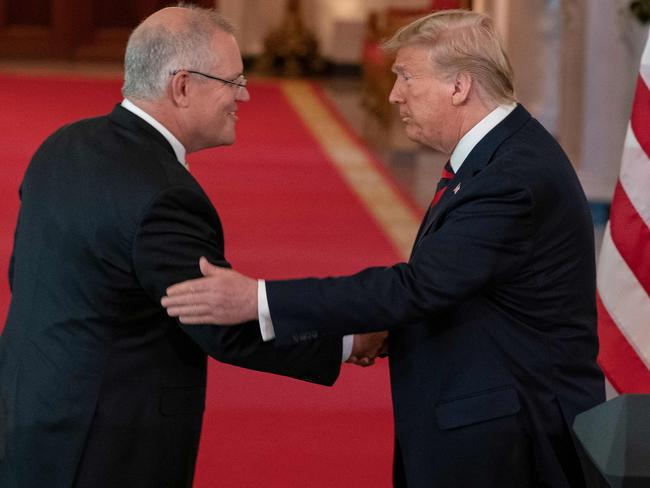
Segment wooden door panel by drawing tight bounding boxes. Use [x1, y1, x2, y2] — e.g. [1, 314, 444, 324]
[0, 0, 217, 59]
[5, 0, 51, 26]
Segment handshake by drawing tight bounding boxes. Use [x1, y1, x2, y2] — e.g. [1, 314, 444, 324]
[160, 257, 389, 368]
[347, 332, 389, 367]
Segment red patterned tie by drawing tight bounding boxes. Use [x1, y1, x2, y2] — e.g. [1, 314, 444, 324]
[431, 160, 454, 207]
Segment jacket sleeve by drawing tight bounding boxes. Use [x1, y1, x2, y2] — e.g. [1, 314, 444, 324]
[267, 169, 535, 344]
[8, 186, 23, 292]
[132, 185, 341, 386]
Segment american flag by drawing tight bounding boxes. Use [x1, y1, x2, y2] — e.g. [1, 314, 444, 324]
[596, 33, 650, 393]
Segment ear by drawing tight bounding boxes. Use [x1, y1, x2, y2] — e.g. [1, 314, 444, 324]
[169, 71, 191, 108]
[451, 72, 472, 106]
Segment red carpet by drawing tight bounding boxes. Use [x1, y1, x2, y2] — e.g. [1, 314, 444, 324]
[0, 74, 400, 486]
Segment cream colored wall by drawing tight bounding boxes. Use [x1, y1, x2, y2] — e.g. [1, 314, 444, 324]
[221, 0, 649, 201]
[311, 0, 430, 63]
[579, 0, 648, 200]
[219, 0, 430, 62]
[476, 0, 648, 201]
[476, 0, 562, 135]
[219, 0, 286, 57]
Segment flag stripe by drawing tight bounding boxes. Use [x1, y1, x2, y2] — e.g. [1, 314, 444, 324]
[630, 75, 650, 159]
[620, 129, 650, 229]
[597, 224, 650, 370]
[641, 38, 650, 95]
[597, 293, 650, 393]
[609, 182, 650, 295]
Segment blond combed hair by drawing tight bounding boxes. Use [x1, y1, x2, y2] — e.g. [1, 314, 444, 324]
[383, 10, 515, 105]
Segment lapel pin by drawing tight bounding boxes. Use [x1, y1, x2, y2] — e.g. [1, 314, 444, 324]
[453, 183, 461, 194]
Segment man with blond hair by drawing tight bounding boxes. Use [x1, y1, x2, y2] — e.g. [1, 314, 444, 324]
[162, 9, 605, 488]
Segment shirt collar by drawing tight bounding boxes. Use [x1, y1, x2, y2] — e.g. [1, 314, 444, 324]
[121, 98, 188, 169]
[449, 103, 517, 173]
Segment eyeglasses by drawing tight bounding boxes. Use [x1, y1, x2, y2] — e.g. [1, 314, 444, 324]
[170, 69, 247, 90]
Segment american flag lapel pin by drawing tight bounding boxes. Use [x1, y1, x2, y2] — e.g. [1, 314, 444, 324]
[453, 183, 461, 194]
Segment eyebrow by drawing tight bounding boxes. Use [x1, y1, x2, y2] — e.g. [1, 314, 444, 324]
[391, 64, 406, 75]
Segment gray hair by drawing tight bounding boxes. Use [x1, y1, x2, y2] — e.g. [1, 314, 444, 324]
[383, 10, 515, 105]
[122, 4, 234, 101]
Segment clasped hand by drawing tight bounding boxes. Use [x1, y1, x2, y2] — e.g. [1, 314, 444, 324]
[161, 257, 389, 367]
[346, 331, 388, 367]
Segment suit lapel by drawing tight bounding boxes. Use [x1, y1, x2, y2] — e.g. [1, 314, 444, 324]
[410, 165, 469, 254]
[410, 104, 532, 257]
[107, 104, 178, 165]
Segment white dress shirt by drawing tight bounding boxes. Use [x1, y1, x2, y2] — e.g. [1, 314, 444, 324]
[449, 103, 516, 172]
[121, 98, 188, 168]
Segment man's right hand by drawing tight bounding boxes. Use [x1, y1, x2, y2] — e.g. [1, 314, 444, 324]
[347, 332, 388, 367]
[162, 257, 258, 325]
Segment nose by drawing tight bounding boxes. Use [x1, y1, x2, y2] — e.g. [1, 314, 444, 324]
[236, 86, 250, 102]
[388, 80, 403, 105]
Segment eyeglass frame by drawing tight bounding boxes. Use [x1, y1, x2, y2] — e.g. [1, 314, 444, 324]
[169, 69, 247, 90]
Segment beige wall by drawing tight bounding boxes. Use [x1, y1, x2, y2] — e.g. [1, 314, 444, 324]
[477, 0, 648, 200]
[579, 0, 648, 199]
[219, 0, 430, 62]
[221, 0, 649, 200]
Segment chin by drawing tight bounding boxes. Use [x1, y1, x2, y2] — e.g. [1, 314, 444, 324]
[405, 126, 421, 142]
[405, 132, 424, 146]
[215, 132, 236, 147]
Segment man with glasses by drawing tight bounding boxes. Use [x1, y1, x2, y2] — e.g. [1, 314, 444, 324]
[0, 5, 383, 488]
[170, 69, 248, 90]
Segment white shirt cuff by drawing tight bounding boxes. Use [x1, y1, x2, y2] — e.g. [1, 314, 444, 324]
[341, 335, 353, 362]
[258, 280, 275, 341]
[257, 280, 354, 363]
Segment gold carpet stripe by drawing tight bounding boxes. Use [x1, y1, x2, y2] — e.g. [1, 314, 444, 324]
[280, 79, 420, 260]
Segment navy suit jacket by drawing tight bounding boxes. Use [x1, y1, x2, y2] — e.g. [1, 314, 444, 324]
[266, 105, 605, 487]
[0, 105, 342, 488]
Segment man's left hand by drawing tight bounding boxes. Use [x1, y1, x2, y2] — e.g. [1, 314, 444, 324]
[161, 257, 257, 324]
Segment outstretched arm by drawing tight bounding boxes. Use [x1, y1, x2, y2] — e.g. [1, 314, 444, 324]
[162, 257, 389, 365]
[162, 170, 534, 345]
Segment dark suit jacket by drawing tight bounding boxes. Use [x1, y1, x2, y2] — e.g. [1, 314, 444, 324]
[266, 105, 605, 487]
[0, 105, 342, 488]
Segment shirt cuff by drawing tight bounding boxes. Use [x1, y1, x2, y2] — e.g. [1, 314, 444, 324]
[342, 335, 353, 362]
[258, 279, 275, 342]
[258, 281, 353, 363]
